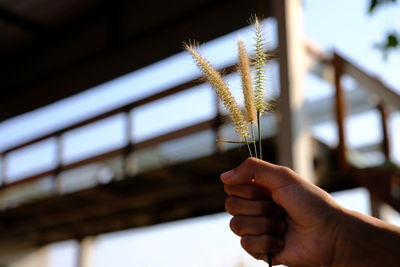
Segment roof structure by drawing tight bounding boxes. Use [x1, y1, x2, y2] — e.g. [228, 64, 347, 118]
[0, 0, 273, 121]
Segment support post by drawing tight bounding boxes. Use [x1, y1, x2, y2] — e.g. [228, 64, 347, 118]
[0, 154, 6, 209]
[0, 244, 49, 267]
[369, 102, 391, 219]
[377, 103, 391, 161]
[53, 134, 63, 195]
[332, 54, 349, 171]
[77, 237, 95, 267]
[0, 153, 5, 186]
[274, 0, 314, 181]
[123, 110, 134, 177]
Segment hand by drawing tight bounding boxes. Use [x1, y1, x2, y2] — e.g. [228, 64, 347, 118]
[221, 157, 343, 266]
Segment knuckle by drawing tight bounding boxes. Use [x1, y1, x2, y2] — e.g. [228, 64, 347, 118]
[225, 197, 236, 214]
[223, 184, 232, 195]
[278, 166, 294, 177]
[240, 235, 255, 252]
[243, 157, 258, 168]
[229, 217, 242, 235]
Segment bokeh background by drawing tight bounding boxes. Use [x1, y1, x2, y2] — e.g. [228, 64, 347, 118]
[0, 0, 399, 266]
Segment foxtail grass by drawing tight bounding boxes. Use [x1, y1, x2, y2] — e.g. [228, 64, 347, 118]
[184, 43, 249, 141]
[253, 18, 268, 115]
[253, 17, 270, 161]
[237, 39, 258, 158]
[185, 16, 272, 267]
[238, 39, 256, 124]
[184, 17, 271, 160]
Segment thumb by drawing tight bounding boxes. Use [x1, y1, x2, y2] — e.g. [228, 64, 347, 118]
[220, 157, 299, 192]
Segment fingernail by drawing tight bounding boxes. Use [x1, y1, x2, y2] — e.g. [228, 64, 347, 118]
[221, 170, 234, 181]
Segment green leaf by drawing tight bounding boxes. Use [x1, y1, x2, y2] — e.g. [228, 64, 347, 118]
[373, 32, 399, 60]
[387, 33, 399, 48]
[369, 0, 397, 14]
[369, 0, 378, 13]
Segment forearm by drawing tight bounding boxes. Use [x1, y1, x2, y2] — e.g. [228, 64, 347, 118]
[333, 208, 400, 267]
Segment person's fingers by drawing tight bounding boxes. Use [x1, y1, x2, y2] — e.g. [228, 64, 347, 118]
[249, 253, 271, 263]
[225, 196, 284, 217]
[230, 216, 286, 236]
[220, 157, 300, 192]
[241, 234, 284, 254]
[224, 183, 269, 199]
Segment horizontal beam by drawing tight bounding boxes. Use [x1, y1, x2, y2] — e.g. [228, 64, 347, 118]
[1, 76, 207, 154]
[305, 44, 400, 111]
[2, 85, 384, 189]
[1, 115, 223, 189]
[335, 53, 400, 110]
[0, 6, 49, 33]
[0, 149, 246, 244]
[0, 0, 272, 121]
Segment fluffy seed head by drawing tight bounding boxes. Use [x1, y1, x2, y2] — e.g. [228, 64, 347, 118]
[253, 18, 268, 114]
[185, 43, 248, 139]
[237, 39, 256, 123]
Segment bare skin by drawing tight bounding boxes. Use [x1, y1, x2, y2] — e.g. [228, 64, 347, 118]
[221, 157, 400, 267]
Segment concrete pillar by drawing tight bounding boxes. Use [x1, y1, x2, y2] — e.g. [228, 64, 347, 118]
[274, 0, 315, 182]
[0, 243, 48, 267]
[77, 237, 95, 267]
[370, 194, 382, 218]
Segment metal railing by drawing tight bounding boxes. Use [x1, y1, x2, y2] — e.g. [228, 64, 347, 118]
[0, 64, 243, 197]
[306, 43, 399, 170]
[0, 43, 399, 208]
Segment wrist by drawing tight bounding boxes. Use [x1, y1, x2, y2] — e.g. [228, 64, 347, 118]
[332, 208, 400, 267]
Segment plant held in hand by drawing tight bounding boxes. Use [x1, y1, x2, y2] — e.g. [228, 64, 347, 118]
[185, 16, 272, 265]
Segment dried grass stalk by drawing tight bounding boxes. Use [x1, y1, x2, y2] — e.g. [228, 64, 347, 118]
[185, 43, 249, 139]
[237, 39, 256, 123]
[253, 18, 268, 114]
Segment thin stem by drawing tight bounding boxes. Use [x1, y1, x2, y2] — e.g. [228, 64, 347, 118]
[244, 136, 253, 157]
[216, 139, 255, 144]
[251, 123, 258, 159]
[267, 252, 273, 267]
[257, 111, 262, 160]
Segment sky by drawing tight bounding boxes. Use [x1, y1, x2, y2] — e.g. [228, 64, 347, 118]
[0, 0, 399, 266]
